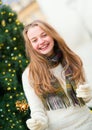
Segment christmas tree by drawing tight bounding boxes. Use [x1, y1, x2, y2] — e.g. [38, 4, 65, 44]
[0, 2, 30, 130]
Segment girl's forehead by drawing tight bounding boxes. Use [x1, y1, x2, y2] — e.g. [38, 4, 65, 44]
[27, 26, 45, 39]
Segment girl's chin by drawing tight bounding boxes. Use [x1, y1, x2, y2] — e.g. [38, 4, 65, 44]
[39, 48, 53, 56]
[42, 52, 53, 57]
[39, 50, 49, 55]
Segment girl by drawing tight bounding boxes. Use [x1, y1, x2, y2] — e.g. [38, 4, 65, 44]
[22, 20, 92, 130]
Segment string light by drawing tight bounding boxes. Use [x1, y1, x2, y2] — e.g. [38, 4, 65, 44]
[14, 87, 16, 90]
[2, 72, 6, 75]
[18, 54, 22, 57]
[5, 60, 8, 63]
[19, 60, 21, 63]
[11, 53, 14, 56]
[14, 27, 17, 30]
[12, 112, 15, 115]
[14, 47, 17, 50]
[9, 96, 13, 99]
[6, 104, 10, 107]
[8, 18, 12, 22]
[13, 37, 16, 41]
[26, 60, 29, 63]
[7, 87, 11, 91]
[11, 74, 14, 77]
[7, 83, 10, 85]
[8, 109, 11, 112]
[8, 63, 11, 66]
[9, 120, 13, 122]
[6, 118, 9, 120]
[9, 79, 12, 81]
[5, 29, 9, 33]
[5, 78, 8, 81]
[13, 70, 16, 73]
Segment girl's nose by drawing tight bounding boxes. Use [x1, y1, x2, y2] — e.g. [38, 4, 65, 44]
[38, 38, 44, 45]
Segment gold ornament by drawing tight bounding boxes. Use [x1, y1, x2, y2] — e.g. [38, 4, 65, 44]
[1, 20, 6, 27]
[0, 1, 2, 5]
[15, 100, 29, 112]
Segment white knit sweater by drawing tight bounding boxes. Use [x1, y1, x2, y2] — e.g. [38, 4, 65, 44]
[22, 63, 92, 130]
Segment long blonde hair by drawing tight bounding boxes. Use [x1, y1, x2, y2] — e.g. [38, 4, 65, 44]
[23, 20, 85, 96]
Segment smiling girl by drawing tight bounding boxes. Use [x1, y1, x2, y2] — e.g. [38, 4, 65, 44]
[22, 20, 92, 130]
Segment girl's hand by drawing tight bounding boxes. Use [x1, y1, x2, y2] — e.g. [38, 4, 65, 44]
[76, 84, 92, 102]
[26, 118, 48, 130]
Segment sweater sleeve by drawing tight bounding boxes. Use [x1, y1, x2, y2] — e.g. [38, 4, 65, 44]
[22, 67, 48, 130]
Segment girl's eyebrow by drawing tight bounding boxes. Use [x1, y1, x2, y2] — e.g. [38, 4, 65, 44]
[30, 31, 46, 40]
[30, 37, 37, 41]
[40, 31, 45, 34]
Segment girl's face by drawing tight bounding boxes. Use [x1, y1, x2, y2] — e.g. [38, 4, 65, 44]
[27, 26, 54, 56]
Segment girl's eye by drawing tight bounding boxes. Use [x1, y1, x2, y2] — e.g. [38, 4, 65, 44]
[31, 39, 37, 43]
[42, 33, 47, 37]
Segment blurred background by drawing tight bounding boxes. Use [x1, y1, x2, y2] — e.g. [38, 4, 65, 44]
[2, 0, 46, 24]
[0, 0, 92, 129]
